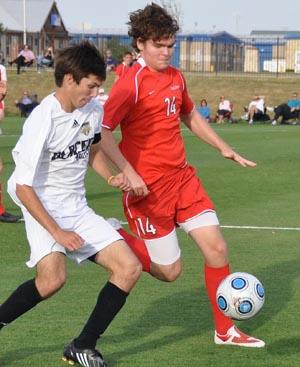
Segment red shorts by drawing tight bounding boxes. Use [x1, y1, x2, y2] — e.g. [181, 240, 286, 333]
[123, 165, 215, 239]
[0, 101, 4, 110]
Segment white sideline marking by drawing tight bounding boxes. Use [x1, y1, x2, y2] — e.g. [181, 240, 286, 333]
[221, 225, 300, 231]
[119, 221, 300, 232]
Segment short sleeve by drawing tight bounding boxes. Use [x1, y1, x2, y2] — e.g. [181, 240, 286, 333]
[13, 104, 52, 186]
[102, 79, 135, 130]
[180, 72, 194, 115]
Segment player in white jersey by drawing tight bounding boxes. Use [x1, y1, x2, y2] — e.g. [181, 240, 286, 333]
[0, 42, 142, 367]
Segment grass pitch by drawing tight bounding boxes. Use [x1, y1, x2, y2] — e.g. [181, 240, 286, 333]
[1, 117, 300, 366]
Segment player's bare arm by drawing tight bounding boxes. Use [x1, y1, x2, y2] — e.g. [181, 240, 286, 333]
[181, 109, 256, 168]
[101, 128, 149, 196]
[89, 143, 131, 192]
[15, 183, 84, 251]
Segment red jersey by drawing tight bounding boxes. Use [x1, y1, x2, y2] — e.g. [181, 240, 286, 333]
[103, 58, 194, 185]
[115, 62, 131, 79]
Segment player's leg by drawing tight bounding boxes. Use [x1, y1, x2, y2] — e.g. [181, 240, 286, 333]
[106, 217, 151, 272]
[188, 224, 265, 347]
[63, 213, 141, 367]
[122, 179, 184, 282]
[107, 217, 181, 281]
[0, 252, 66, 330]
[177, 166, 264, 347]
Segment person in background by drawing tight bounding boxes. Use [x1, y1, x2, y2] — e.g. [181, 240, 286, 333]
[247, 95, 265, 125]
[15, 90, 34, 117]
[216, 96, 232, 123]
[95, 88, 109, 106]
[0, 62, 22, 222]
[0, 51, 5, 65]
[0, 62, 7, 127]
[9, 45, 35, 74]
[197, 99, 211, 122]
[272, 92, 300, 125]
[114, 51, 133, 82]
[37, 47, 54, 73]
[104, 49, 117, 72]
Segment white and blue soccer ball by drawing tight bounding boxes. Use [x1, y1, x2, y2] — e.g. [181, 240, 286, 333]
[216, 272, 265, 320]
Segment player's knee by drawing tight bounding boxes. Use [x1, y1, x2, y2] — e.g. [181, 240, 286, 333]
[115, 257, 142, 285]
[125, 259, 143, 282]
[211, 241, 227, 260]
[36, 274, 67, 298]
[152, 261, 182, 282]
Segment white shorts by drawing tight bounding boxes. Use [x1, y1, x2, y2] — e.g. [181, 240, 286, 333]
[144, 210, 219, 265]
[22, 206, 123, 268]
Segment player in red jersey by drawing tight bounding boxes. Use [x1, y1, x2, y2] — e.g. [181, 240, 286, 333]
[101, 3, 264, 348]
[114, 51, 133, 82]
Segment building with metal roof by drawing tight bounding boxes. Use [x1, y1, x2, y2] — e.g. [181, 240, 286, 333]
[0, 0, 69, 62]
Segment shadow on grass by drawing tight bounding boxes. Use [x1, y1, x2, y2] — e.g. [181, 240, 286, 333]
[0, 344, 61, 366]
[104, 259, 299, 365]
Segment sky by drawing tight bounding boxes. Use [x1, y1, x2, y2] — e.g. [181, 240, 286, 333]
[55, 0, 300, 36]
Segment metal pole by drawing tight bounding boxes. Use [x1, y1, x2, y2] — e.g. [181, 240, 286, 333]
[23, 0, 27, 45]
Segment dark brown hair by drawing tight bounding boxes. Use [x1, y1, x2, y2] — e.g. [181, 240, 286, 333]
[128, 3, 179, 52]
[54, 41, 106, 87]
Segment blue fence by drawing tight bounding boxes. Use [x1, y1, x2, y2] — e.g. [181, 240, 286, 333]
[70, 32, 300, 76]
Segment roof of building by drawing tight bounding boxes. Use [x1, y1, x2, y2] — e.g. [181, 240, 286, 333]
[251, 30, 300, 37]
[0, 0, 61, 32]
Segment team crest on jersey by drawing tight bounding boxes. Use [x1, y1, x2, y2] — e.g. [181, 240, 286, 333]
[80, 122, 91, 136]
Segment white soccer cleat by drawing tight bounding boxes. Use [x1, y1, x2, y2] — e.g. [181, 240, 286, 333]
[214, 326, 265, 348]
[271, 120, 277, 126]
[106, 217, 123, 230]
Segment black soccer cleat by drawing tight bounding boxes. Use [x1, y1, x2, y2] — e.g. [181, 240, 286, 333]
[0, 211, 23, 223]
[62, 340, 108, 367]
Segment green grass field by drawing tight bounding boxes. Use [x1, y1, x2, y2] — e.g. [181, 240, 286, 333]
[1, 117, 300, 367]
[3, 69, 300, 117]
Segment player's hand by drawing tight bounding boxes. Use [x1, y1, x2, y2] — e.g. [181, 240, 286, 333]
[109, 173, 132, 191]
[221, 149, 257, 168]
[52, 228, 84, 251]
[129, 173, 149, 196]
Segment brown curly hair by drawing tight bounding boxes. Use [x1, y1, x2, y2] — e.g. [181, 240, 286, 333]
[128, 3, 179, 52]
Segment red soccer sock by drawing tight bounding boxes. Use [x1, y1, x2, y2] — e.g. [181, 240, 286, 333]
[205, 263, 233, 335]
[0, 182, 5, 215]
[118, 228, 151, 273]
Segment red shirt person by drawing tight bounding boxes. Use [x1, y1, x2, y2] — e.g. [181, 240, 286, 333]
[114, 51, 133, 82]
[101, 3, 264, 350]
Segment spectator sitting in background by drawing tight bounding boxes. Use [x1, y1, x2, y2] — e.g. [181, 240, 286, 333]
[31, 94, 39, 109]
[15, 90, 36, 117]
[246, 95, 266, 125]
[105, 49, 117, 72]
[95, 88, 109, 106]
[197, 99, 211, 122]
[216, 96, 232, 123]
[114, 51, 133, 82]
[9, 45, 35, 74]
[37, 47, 54, 73]
[271, 92, 300, 125]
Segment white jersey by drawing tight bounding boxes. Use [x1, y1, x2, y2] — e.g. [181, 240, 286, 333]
[8, 93, 103, 216]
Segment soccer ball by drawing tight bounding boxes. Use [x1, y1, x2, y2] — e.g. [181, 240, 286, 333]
[216, 272, 265, 320]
